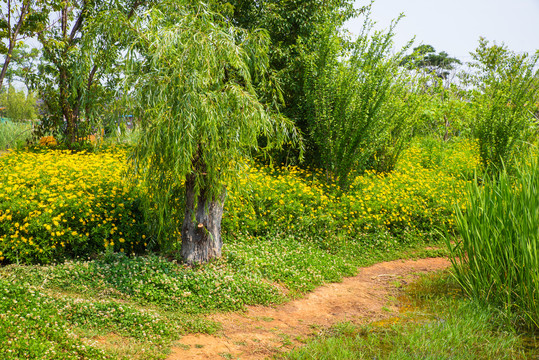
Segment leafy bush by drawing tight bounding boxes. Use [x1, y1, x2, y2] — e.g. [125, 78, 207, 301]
[0, 87, 38, 121]
[302, 12, 419, 188]
[0, 148, 147, 264]
[463, 39, 539, 170]
[450, 153, 539, 329]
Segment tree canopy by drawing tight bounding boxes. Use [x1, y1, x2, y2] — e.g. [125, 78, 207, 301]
[0, 0, 48, 90]
[400, 44, 461, 80]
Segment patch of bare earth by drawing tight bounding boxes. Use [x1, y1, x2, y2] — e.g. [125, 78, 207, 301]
[168, 257, 451, 360]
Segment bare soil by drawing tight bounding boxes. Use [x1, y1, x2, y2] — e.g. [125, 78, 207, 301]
[167, 257, 451, 360]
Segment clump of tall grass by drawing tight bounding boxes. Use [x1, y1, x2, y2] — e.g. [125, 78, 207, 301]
[449, 153, 539, 329]
[0, 120, 32, 150]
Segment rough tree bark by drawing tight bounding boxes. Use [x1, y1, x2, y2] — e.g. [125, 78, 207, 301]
[181, 174, 226, 264]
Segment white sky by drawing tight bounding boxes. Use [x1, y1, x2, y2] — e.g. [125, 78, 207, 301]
[346, 0, 539, 62]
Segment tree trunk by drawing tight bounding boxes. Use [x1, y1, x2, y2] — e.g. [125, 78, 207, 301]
[181, 174, 226, 264]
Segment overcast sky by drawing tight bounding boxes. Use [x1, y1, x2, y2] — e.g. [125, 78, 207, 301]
[346, 0, 539, 62]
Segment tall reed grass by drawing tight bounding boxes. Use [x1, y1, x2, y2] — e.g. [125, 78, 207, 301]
[449, 154, 539, 329]
[0, 120, 32, 150]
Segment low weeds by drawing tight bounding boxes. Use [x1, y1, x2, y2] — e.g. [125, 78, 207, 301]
[283, 272, 535, 360]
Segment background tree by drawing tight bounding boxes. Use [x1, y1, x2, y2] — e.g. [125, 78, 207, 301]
[124, 1, 296, 264]
[214, 0, 359, 165]
[0, 0, 47, 90]
[3, 42, 39, 90]
[400, 45, 465, 141]
[33, 0, 149, 145]
[401, 44, 462, 83]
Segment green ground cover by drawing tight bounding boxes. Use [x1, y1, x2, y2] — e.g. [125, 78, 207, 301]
[282, 272, 538, 360]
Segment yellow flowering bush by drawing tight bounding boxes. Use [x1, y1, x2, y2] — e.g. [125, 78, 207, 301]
[0, 148, 147, 264]
[0, 137, 481, 264]
[223, 138, 481, 242]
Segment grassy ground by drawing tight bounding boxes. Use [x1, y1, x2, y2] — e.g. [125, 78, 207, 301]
[0, 238, 446, 359]
[281, 272, 539, 360]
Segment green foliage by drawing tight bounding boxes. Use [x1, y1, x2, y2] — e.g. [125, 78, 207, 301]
[3, 43, 40, 90]
[450, 152, 539, 329]
[0, 0, 49, 89]
[124, 1, 295, 249]
[413, 84, 474, 140]
[0, 120, 31, 149]
[0, 86, 38, 120]
[216, 0, 359, 164]
[33, 0, 148, 145]
[401, 44, 462, 80]
[463, 38, 539, 170]
[303, 11, 419, 188]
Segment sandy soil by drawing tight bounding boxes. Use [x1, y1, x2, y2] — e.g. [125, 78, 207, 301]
[167, 257, 451, 360]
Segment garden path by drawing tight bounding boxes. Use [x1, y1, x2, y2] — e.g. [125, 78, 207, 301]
[167, 257, 451, 360]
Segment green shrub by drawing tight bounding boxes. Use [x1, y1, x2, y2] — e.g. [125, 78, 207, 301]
[463, 39, 539, 171]
[0, 87, 38, 121]
[302, 11, 419, 188]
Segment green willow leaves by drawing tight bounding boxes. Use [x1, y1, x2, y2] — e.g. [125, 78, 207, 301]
[122, 1, 297, 252]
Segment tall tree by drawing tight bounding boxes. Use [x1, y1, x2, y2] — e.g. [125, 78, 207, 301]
[3, 42, 39, 90]
[214, 0, 359, 165]
[124, 1, 296, 264]
[401, 44, 461, 83]
[33, 0, 148, 145]
[0, 0, 47, 90]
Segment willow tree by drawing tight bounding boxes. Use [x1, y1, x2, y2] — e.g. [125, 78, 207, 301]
[125, 2, 294, 264]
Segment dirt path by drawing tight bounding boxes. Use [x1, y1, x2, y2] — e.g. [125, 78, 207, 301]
[167, 257, 451, 360]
